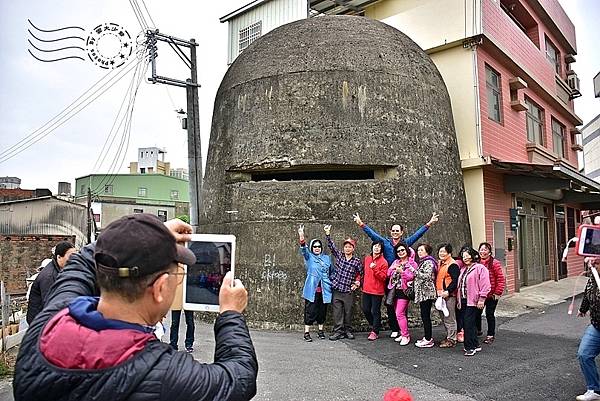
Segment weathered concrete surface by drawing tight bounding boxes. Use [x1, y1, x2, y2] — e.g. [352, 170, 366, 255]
[201, 16, 471, 328]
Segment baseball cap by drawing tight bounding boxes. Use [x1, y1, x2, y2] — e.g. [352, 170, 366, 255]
[343, 238, 356, 248]
[94, 213, 195, 278]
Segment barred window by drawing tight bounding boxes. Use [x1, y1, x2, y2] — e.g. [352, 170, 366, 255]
[551, 118, 566, 158]
[239, 21, 262, 53]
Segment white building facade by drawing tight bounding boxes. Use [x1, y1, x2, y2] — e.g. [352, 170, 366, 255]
[220, 0, 309, 64]
[583, 114, 600, 183]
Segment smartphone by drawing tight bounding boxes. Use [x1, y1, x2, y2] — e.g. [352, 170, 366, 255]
[577, 225, 600, 257]
[182, 234, 236, 312]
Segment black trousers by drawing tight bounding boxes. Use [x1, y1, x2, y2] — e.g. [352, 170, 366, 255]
[420, 299, 434, 341]
[476, 298, 499, 336]
[385, 288, 400, 332]
[304, 291, 327, 325]
[464, 305, 480, 351]
[169, 310, 195, 350]
[456, 299, 466, 332]
[332, 290, 354, 333]
[362, 293, 383, 334]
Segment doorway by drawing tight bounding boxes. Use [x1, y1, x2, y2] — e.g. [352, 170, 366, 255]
[517, 198, 550, 287]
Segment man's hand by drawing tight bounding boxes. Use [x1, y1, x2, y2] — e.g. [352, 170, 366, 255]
[350, 280, 360, 291]
[219, 272, 248, 314]
[427, 212, 439, 227]
[324, 224, 331, 236]
[353, 213, 363, 226]
[476, 300, 485, 309]
[578, 311, 588, 318]
[298, 224, 305, 241]
[164, 219, 193, 244]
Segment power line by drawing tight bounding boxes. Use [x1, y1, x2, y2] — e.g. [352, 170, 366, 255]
[139, 0, 157, 28]
[0, 58, 143, 164]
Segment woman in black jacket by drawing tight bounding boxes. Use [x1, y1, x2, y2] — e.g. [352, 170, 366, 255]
[26, 241, 75, 324]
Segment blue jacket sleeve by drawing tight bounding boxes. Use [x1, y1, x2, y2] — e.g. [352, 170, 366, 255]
[299, 243, 310, 262]
[362, 224, 386, 242]
[405, 225, 429, 246]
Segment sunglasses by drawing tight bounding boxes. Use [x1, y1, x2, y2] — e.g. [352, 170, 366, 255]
[391, 230, 401, 233]
[397, 249, 407, 253]
[312, 245, 322, 248]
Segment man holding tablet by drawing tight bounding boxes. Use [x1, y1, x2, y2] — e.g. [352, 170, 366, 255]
[14, 213, 258, 401]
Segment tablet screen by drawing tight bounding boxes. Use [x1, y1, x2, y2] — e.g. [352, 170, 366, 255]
[185, 241, 232, 306]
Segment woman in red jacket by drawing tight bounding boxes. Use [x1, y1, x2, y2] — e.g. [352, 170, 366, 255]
[476, 242, 506, 344]
[362, 241, 389, 341]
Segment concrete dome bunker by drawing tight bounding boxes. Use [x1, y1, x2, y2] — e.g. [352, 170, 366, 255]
[201, 16, 471, 328]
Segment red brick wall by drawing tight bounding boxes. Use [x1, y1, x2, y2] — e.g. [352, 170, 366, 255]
[482, 0, 574, 85]
[537, 0, 577, 51]
[0, 188, 35, 202]
[0, 235, 75, 295]
[482, 169, 517, 293]
[477, 47, 579, 167]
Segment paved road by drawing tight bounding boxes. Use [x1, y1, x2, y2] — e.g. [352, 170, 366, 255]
[0, 298, 592, 401]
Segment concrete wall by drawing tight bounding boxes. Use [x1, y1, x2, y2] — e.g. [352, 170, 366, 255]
[203, 16, 471, 327]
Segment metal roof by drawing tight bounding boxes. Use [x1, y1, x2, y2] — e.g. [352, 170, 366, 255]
[309, 0, 381, 15]
[220, 0, 273, 23]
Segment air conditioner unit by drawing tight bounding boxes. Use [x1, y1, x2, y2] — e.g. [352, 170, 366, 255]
[567, 73, 581, 95]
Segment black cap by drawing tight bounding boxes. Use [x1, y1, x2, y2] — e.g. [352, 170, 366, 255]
[94, 213, 195, 278]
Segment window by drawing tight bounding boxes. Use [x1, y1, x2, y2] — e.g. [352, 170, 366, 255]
[545, 37, 561, 75]
[551, 118, 566, 158]
[138, 187, 147, 197]
[140, 152, 143, 158]
[133, 208, 143, 214]
[170, 190, 179, 200]
[140, 168, 146, 174]
[239, 21, 262, 53]
[486, 65, 502, 123]
[148, 167, 154, 173]
[525, 98, 544, 145]
[104, 184, 113, 195]
[80, 185, 85, 195]
[93, 214, 100, 223]
[157, 210, 168, 222]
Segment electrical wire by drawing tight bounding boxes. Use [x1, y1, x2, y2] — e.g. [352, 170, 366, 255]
[139, 0, 157, 28]
[90, 61, 149, 194]
[0, 57, 143, 164]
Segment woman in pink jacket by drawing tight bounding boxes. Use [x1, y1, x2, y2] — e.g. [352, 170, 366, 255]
[476, 242, 506, 344]
[457, 246, 491, 356]
[387, 242, 417, 346]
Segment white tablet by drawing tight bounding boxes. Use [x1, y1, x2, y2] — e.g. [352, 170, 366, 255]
[182, 234, 236, 312]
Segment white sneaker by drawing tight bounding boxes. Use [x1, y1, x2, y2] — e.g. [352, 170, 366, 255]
[399, 336, 410, 346]
[415, 337, 427, 346]
[394, 335, 403, 342]
[415, 338, 435, 348]
[577, 390, 600, 401]
[390, 331, 399, 338]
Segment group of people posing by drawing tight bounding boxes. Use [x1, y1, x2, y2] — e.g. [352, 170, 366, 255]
[298, 212, 506, 357]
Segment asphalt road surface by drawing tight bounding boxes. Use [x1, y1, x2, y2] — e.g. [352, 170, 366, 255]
[0, 297, 592, 401]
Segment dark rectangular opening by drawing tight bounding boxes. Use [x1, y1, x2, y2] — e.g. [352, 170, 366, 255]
[251, 169, 375, 182]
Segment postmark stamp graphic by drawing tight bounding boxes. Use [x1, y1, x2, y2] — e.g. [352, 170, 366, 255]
[86, 23, 133, 69]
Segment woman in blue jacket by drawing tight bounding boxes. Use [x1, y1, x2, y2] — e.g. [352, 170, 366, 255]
[298, 224, 333, 342]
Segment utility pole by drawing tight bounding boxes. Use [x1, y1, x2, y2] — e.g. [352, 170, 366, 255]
[146, 30, 202, 232]
[87, 187, 92, 244]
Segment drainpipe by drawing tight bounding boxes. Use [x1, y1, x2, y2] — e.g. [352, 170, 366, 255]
[471, 42, 483, 158]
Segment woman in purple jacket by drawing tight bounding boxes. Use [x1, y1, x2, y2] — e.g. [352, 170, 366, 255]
[457, 246, 491, 356]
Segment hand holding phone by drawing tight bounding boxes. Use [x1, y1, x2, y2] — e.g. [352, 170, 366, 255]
[577, 225, 600, 257]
